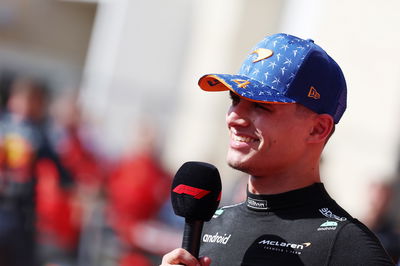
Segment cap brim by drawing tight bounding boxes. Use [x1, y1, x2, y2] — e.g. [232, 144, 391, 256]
[198, 74, 296, 104]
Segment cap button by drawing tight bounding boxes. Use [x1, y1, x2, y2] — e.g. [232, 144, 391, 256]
[307, 39, 315, 43]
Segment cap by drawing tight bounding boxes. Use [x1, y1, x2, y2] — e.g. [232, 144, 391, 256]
[198, 33, 347, 123]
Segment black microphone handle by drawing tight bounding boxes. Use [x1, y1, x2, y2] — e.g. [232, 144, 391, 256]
[182, 218, 204, 259]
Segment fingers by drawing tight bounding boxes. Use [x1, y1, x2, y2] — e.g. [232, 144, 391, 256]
[160, 248, 200, 266]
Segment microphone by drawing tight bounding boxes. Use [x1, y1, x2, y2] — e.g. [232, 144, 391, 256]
[171, 161, 222, 259]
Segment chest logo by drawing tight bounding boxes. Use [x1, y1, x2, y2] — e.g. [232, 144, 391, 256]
[257, 239, 312, 255]
[317, 220, 338, 231]
[202, 232, 231, 245]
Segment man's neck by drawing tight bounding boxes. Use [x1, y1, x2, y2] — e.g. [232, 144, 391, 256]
[247, 166, 321, 195]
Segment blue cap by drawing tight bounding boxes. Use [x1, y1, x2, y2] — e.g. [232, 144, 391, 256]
[198, 33, 347, 123]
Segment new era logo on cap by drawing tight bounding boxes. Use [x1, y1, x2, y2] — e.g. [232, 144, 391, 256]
[308, 86, 320, 99]
[198, 33, 347, 124]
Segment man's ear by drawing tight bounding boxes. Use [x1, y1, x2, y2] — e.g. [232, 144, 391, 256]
[307, 114, 334, 143]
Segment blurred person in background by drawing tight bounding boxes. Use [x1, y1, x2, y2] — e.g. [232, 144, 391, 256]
[36, 91, 106, 266]
[0, 70, 15, 113]
[105, 121, 177, 266]
[362, 179, 400, 264]
[0, 76, 73, 266]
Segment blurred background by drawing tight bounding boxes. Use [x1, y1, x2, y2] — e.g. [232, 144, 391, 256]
[0, 0, 400, 265]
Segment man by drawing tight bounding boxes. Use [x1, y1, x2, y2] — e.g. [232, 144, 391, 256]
[0, 77, 73, 266]
[161, 33, 395, 265]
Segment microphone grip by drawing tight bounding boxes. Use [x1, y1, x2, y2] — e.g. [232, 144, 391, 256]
[182, 218, 204, 259]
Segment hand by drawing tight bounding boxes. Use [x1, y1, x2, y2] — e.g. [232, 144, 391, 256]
[160, 248, 211, 266]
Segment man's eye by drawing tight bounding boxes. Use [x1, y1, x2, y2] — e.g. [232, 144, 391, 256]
[254, 103, 271, 112]
[229, 92, 240, 106]
[231, 98, 240, 106]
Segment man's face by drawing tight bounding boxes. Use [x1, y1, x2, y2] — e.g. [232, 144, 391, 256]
[226, 92, 314, 177]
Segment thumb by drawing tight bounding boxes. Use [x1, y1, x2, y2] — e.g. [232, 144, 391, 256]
[199, 256, 211, 266]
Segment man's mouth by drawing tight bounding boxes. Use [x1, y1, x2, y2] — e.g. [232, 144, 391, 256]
[231, 134, 258, 143]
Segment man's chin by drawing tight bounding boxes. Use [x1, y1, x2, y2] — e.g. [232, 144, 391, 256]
[227, 160, 251, 174]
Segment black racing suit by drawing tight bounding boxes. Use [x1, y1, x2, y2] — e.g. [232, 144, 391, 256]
[199, 183, 395, 265]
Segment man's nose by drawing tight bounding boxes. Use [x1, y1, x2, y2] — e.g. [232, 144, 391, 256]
[226, 103, 251, 127]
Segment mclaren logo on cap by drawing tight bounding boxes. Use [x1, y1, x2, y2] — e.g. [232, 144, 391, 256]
[233, 79, 250, 88]
[251, 48, 273, 63]
[308, 86, 320, 99]
[173, 184, 211, 199]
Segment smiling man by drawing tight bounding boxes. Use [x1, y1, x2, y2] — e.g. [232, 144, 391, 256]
[161, 33, 395, 265]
